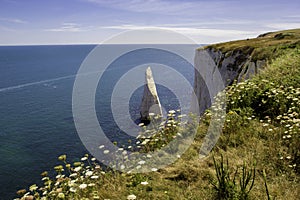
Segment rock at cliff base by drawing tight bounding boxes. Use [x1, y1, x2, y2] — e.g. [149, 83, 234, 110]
[140, 67, 162, 123]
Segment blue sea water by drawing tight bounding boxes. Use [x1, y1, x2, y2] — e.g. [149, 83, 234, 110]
[0, 45, 195, 199]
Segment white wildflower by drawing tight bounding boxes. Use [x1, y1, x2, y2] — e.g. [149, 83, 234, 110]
[136, 165, 141, 169]
[138, 160, 146, 165]
[81, 157, 87, 161]
[85, 171, 93, 176]
[74, 167, 82, 172]
[151, 168, 158, 172]
[56, 174, 64, 179]
[149, 112, 155, 116]
[127, 194, 137, 200]
[169, 110, 176, 114]
[141, 181, 148, 185]
[79, 183, 87, 189]
[103, 150, 110, 154]
[141, 139, 150, 145]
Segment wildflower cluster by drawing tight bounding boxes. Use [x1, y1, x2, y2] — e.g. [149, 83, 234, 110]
[16, 109, 190, 199]
[15, 110, 186, 199]
[137, 110, 186, 152]
[227, 79, 299, 119]
[226, 73, 299, 173]
[95, 109, 189, 173]
[16, 154, 105, 200]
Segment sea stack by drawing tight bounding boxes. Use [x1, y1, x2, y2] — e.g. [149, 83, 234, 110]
[140, 67, 162, 123]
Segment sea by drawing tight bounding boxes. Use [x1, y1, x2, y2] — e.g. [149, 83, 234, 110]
[0, 44, 197, 199]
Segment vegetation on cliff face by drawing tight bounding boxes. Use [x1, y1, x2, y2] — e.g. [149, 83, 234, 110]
[17, 31, 300, 200]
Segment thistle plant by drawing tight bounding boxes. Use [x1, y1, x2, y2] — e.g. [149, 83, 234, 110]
[238, 161, 256, 200]
[211, 154, 238, 200]
[211, 154, 257, 200]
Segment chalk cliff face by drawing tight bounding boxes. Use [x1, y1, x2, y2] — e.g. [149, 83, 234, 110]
[140, 67, 162, 122]
[194, 46, 266, 114]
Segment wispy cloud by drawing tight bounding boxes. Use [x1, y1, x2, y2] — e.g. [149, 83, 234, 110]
[103, 24, 258, 37]
[101, 24, 261, 44]
[45, 23, 92, 32]
[84, 0, 231, 15]
[86, 0, 193, 12]
[159, 19, 256, 28]
[284, 15, 300, 19]
[0, 17, 27, 24]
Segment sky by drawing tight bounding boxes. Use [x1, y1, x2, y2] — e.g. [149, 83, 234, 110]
[0, 0, 300, 45]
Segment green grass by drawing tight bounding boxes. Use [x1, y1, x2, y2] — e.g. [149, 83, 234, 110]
[202, 28, 300, 62]
[16, 32, 300, 200]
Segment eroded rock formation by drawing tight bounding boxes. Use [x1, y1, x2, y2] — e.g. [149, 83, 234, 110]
[140, 67, 162, 122]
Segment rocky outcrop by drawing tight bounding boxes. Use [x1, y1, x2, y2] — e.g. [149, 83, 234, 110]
[194, 46, 266, 114]
[140, 67, 162, 122]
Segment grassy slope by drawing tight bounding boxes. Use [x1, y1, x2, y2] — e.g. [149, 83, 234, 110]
[17, 30, 300, 200]
[203, 28, 300, 61]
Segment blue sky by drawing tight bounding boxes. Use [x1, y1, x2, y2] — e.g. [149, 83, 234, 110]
[0, 0, 299, 45]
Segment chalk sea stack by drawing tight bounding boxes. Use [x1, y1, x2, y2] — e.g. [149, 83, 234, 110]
[140, 67, 162, 123]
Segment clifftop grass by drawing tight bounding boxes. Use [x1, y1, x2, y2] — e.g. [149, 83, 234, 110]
[202, 28, 300, 61]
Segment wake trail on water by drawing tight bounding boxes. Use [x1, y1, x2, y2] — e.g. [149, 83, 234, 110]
[0, 70, 103, 93]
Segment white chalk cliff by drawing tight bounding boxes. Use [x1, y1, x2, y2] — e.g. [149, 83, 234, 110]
[194, 46, 266, 114]
[140, 67, 163, 121]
